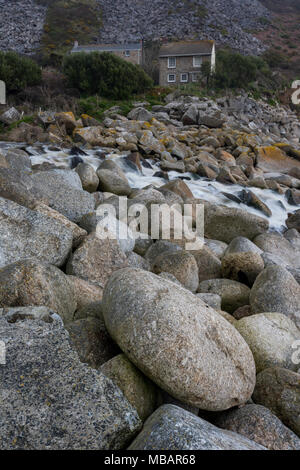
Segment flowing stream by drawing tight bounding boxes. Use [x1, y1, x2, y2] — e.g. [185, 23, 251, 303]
[1, 141, 299, 232]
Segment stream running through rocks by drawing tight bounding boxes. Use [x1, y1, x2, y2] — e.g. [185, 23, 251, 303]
[1, 141, 298, 232]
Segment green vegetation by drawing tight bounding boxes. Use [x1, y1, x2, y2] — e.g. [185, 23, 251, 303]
[0, 52, 42, 92]
[174, 49, 285, 104]
[0, 115, 36, 134]
[63, 52, 153, 99]
[212, 49, 271, 90]
[262, 49, 291, 69]
[37, 0, 101, 64]
[258, 17, 271, 26]
[78, 88, 170, 122]
[78, 96, 133, 121]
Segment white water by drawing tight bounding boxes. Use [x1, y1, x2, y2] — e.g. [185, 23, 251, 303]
[1, 142, 299, 232]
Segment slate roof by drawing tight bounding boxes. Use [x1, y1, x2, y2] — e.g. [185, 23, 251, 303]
[71, 43, 142, 53]
[159, 40, 215, 57]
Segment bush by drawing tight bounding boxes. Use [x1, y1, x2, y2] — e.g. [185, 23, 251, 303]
[0, 52, 42, 93]
[213, 50, 269, 90]
[63, 52, 153, 99]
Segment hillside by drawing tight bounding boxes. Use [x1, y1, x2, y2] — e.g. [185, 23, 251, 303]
[256, 0, 300, 77]
[0, 0, 271, 56]
[97, 0, 270, 55]
[0, 0, 46, 54]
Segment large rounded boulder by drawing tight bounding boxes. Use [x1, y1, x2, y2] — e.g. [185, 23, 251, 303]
[102, 268, 256, 411]
[250, 266, 300, 326]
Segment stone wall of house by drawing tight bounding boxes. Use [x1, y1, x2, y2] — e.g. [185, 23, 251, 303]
[112, 50, 141, 65]
[159, 55, 210, 87]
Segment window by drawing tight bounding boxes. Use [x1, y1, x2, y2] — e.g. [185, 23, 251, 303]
[192, 72, 200, 83]
[168, 57, 176, 68]
[193, 56, 203, 68]
[167, 74, 176, 83]
[180, 73, 188, 83]
[124, 50, 131, 57]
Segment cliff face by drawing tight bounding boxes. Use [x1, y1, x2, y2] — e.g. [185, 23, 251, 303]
[0, 0, 46, 54]
[97, 0, 270, 55]
[0, 0, 272, 56]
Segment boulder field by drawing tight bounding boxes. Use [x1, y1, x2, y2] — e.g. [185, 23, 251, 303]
[0, 93, 300, 450]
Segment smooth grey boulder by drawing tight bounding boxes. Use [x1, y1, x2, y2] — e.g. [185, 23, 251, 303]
[191, 246, 222, 283]
[102, 268, 256, 411]
[97, 169, 132, 196]
[285, 229, 300, 251]
[66, 233, 128, 288]
[221, 252, 264, 286]
[151, 251, 199, 292]
[67, 276, 103, 311]
[75, 163, 99, 193]
[198, 114, 225, 128]
[198, 278, 250, 313]
[79, 212, 135, 254]
[0, 167, 42, 209]
[30, 170, 95, 223]
[0, 260, 76, 324]
[134, 234, 153, 256]
[158, 272, 183, 286]
[101, 354, 160, 422]
[33, 202, 87, 249]
[215, 404, 300, 450]
[128, 405, 265, 450]
[204, 204, 269, 243]
[253, 367, 300, 437]
[0, 309, 141, 449]
[44, 169, 83, 189]
[127, 107, 153, 122]
[225, 236, 263, 256]
[250, 266, 300, 325]
[66, 317, 120, 368]
[182, 105, 198, 126]
[127, 252, 150, 271]
[196, 293, 222, 310]
[0, 149, 31, 172]
[254, 232, 300, 270]
[0, 197, 73, 268]
[204, 239, 228, 259]
[144, 240, 182, 265]
[235, 313, 300, 373]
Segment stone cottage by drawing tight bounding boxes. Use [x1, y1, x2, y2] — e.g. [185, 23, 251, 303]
[158, 40, 216, 87]
[71, 41, 143, 65]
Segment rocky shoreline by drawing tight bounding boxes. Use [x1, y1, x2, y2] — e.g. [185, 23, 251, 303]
[0, 90, 300, 450]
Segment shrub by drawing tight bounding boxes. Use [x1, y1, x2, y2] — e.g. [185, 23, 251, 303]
[213, 50, 269, 89]
[63, 52, 153, 99]
[0, 52, 42, 93]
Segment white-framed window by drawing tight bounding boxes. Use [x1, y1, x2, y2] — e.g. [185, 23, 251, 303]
[192, 72, 200, 83]
[168, 57, 176, 68]
[180, 73, 188, 83]
[193, 56, 203, 68]
[167, 74, 176, 83]
[124, 50, 131, 57]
